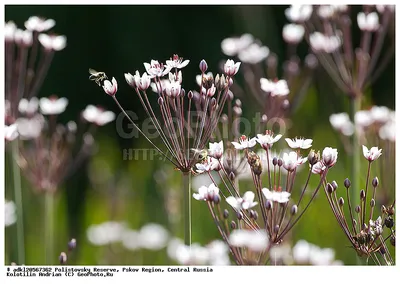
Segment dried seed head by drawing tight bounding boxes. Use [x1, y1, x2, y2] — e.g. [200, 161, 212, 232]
[223, 209, 229, 219]
[202, 73, 214, 89]
[344, 178, 351, 189]
[308, 149, 320, 165]
[291, 205, 298, 215]
[339, 197, 344, 207]
[384, 216, 394, 229]
[247, 151, 263, 176]
[372, 177, 379, 187]
[370, 199, 375, 208]
[230, 220, 236, 229]
[360, 190, 366, 200]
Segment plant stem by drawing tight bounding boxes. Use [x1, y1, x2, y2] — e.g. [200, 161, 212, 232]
[182, 172, 191, 246]
[350, 95, 362, 265]
[45, 192, 54, 265]
[11, 140, 25, 265]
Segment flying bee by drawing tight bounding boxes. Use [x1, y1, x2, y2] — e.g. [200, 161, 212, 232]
[89, 68, 108, 86]
[191, 148, 208, 163]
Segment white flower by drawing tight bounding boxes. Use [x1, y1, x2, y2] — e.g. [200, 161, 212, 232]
[224, 59, 241, 77]
[309, 247, 335, 266]
[311, 161, 326, 175]
[262, 188, 291, 203]
[169, 240, 210, 265]
[102, 77, 118, 96]
[355, 110, 373, 128]
[39, 96, 68, 115]
[226, 191, 258, 210]
[165, 54, 189, 69]
[144, 60, 172, 78]
[322, 147, 338, 168]
[282, 151, 307, 171]
[269, 244, 292, 264]
[206, 240, 230, 265]
[357, 12, 380, 32]
[195, 156, 220, 173]
[165, 80, 181, 98]
[14, 29, 33, 46]
[150, 79, 169, 93]
[15, 115, 45, 139]
[38, 33, 67, 51]
[370, 105, 391, 124]
[82, 105, 115, 126]
[329, 113, 354, 136]
[260, 78, 289, 97]
[193, 183, 220, 201]
[5, 124, 19, 141]
[379, 120, 395, 142]
[318, 5, 335, 19]
[132, 71, 151, 91]
[169, 71, 182, 84]
[362, 145, 382, 162]
[138, 223, 169, 250]
[121, 229, 140, 251]
[208, 141, 224, 159]
[285, 5, 313, 22]
[5, 21, 17, 42]
[285, 137, 313, 149]
[86, 221, 126, 246]
[229, 229, 269, 252]
[376, 5, 395, 13]
[283, 24, 305, 44]
[231, 135, 257, 150]
[221, 34, 254, 56]
[256, 132, 282, 149]
[18, 97, 39, 115]
[238, 43, 270, 64]
[5, 200, 17, 227]
[24, 16, 55, 32]
[309, 32, 341, 53]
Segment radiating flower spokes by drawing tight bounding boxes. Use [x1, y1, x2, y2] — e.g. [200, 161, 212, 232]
[362, 145, 382, 162]
[166, 54, 190, 69]
[256, 132, 282, 149]
[226, 191, 258, 210]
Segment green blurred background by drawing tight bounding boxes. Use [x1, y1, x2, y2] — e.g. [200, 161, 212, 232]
[5, 5, 395, 265]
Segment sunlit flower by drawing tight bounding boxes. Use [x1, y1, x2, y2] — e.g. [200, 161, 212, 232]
[370, 105, 391, 124]
[260, 79, 289, 97]
[285, 137, 312, 149]
[18, 97, 39, 115]
[193, 183, 220, 202]
[138, 223, 169, 250]
[285, 5, 313, 22]
[309, 32, 341, 53]
[24, 16, 55, 32]
[133, 71, 151, 91]
[317, 5, 335, 19]
[39, 96, 68, 115]
[82, 105, 115, 126]
[5, 21, 17, 42]
[14, 29, 33, 46]
[262, 188, 291, 203]
[165, 80, 181, 98]
[121, 229, 140, 251]
[322, 147, 338, 168]
[329, 113, 354, 136]
[144, 60, 172, 78]
[165, 54, 190, 69]
[196, 72, 213, 87]
[357, 12, 380, 32]
[208, 141, 224, 159]
[221, 34, 254, 56]
[311, 161, 326, 175]
[256, 132, 282, 149]
[5, 124, 19, 141]
[231, 135, 257, 150]
[355, 110, 373, 128]
[87, 221, 127, 246]
[172, 242, 210, 265]
[226, 191, 258, 210]
[223, 59, 241, 77]
[38, 33, 67, 51]
[379, 120, 395, 142]
[282, 24, 305, 44]
[362, 145, 382, 162]
[206, 240, 230, 265]
[15, 115, 45, 139]
[238, 43, 270, 64]
[229, 229, 269, 252]
[103, 77, 118, 96]
[282, 151, 307, 171]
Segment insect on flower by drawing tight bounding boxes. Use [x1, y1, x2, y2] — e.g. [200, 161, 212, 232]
[89, 68, 108, 86]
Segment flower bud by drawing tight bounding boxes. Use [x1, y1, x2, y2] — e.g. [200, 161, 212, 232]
[344, 178, 351, 189]
[291, 205, 298, 215]
[360, 190, 366, 200]
[228, 77, 233, 88]
[213, 194, 220, 204]
[187, 90, 194, 100]
[158, 97, 164, 105]
[261, 114, 268, 123]
[308, 149, 319, 166]
[229, 172, 236, 181]
[235, 99, 242, 107]
[223, 209, 229, 219]
[218, 74, 226, 90]
[277, 159, 283, 167]
[59, 252, 67, 264]
[226, 90, 234, 100]
[236, 211, 243, 220]
[355, 205, 361, 213]
[180, 88, 185, 97]
[199, 59, 208, 73]
[384, 216, 394, 228]
[274, 225, 280, 234]
[272, 157, 278, 166]
[379, 246, 386, 255]
[339, 197, 344, 207]
[68, 238, 77, 251]
[327, 183, 334, 194]
[372, 177, 379, 187]
[331, 181, 338, 191]
[252, 211, 258, 220]
[370, 199, 375, 208]
[230, 221, 236, 229]
[390, 235, 395, 247]
[265, 200, 273, 210]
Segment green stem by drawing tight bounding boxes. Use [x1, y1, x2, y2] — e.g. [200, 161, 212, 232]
[45, 192, 54, 265]
[350, 95, 362, 264]
[182, 172, 191, 246]
[11, 140, 25, 265]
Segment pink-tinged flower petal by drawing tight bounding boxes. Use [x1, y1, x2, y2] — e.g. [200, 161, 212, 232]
[322, 147, 338, 168]
[362, 145, 382, 161]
